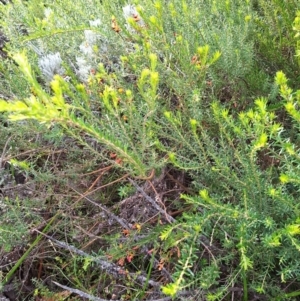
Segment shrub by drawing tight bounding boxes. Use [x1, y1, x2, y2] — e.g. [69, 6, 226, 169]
[1, 0, 300, 300]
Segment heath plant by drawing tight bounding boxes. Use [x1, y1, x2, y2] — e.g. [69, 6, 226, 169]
[253, 0, 300, 80]
[1, 0, 300, 300]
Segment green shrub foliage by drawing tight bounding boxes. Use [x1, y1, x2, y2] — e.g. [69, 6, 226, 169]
[1, 0, 300, 300]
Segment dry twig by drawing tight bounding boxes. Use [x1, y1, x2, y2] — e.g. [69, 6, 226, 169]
[35, 230, 161, 288]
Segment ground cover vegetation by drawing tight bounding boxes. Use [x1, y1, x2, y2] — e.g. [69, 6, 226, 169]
[0, 0, 300, 300]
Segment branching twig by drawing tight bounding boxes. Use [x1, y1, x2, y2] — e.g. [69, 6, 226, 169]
[69, 185, 173, 281]
[128, 179, 175, 223]
[52, 281, 194, 301]
[70, 186, 130, 229]
[35, 230, 161, 288]
[52, 281, 118, 301]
